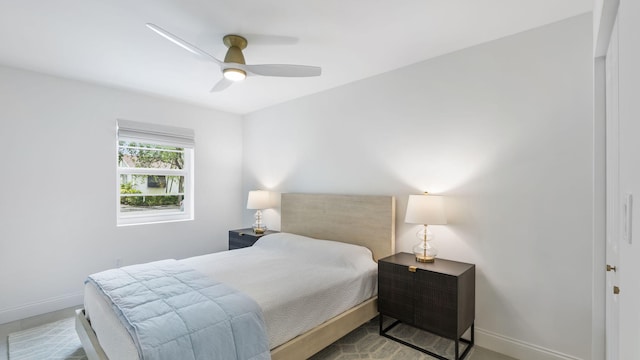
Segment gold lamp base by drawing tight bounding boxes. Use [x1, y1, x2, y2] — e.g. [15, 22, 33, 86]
[415, 255, 435, 263]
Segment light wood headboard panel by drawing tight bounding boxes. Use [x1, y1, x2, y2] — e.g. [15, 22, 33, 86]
[281, 193, 396, 261]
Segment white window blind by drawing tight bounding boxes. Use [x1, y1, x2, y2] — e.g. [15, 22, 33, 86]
[117, 119, 195, 148]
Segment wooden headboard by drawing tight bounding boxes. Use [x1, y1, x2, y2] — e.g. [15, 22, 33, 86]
[280, 193, 396, 261]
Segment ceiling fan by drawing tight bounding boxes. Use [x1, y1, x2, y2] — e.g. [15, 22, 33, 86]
[146, 23, 322, 92]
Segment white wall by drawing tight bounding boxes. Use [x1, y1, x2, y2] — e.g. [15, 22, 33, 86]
[0, 66, 244, 323]
[243, 14, 593, 360]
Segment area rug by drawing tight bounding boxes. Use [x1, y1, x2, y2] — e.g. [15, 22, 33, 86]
[7, 317, 475, 360]
[7, 317, 87, 360]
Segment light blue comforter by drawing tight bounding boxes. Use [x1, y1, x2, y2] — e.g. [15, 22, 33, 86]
[86, 259, 271, 360]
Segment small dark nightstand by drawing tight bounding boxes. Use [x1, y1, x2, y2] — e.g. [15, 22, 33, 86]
[228, 228, 278, 250]
[378, 252, 475, 360]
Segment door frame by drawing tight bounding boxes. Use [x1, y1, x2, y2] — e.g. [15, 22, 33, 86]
[604, 16, 620, 360]
[594, 1, 621, 359]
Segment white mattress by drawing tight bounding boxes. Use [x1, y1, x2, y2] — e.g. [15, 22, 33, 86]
[84, 232, 378, 359]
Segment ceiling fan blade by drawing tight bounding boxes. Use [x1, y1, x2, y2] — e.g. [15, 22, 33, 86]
[244, 64, 321, 77]
[210, 78, 234, 92]
[146, 23, 222, 65]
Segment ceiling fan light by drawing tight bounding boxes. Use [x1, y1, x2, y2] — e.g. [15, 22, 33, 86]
[223, 68, 247, 82]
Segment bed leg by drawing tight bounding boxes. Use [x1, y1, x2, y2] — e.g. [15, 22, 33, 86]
[74, 309, 110, 360]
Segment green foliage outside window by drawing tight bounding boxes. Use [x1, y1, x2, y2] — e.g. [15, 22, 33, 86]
[119, 142, 185, 209]
[118, 141, 185, 193]
[120, 182, 182, 207]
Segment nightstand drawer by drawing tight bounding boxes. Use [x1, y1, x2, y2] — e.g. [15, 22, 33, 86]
[229, 233, 258, 249]
[378, 260, 414, 323]
[414, 270, 459, 338]
[228, 228, 278, 250]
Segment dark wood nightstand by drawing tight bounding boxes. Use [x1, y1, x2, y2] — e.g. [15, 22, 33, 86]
[378, 252, 475, 360]
[228, 228, 278, 250]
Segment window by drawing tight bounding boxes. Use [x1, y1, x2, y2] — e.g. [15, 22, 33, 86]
[116, 119, 194, 226]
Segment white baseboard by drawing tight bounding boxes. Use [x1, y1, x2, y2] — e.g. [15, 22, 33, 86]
[0, 292, 83, 325]
[476, 327, 583, 360]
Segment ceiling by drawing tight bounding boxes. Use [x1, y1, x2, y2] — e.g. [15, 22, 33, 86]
[0, 0, 592, 114]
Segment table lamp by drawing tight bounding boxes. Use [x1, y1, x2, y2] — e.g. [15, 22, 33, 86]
[247, 190, 271, 234]
[405, 192, 447, 263]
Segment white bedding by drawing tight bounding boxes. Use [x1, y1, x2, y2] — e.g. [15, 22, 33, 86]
[84, 232, 378, 359]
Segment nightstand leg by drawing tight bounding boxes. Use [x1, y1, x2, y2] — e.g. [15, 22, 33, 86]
[471, 323, 475, 345]
[457, 322, 474, 360]
[379, 314, 401, 335]
[455, 340, 459, 359]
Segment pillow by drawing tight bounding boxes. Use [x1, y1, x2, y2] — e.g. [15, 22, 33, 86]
[253, 232, 375, 270]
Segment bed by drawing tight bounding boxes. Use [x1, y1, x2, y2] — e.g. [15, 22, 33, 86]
[76, 193, 396, 360]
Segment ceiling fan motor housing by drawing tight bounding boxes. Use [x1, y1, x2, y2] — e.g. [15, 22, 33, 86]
[223, 35, 247, 65]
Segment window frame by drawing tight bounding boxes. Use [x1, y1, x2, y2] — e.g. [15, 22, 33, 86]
[116, 120, 195, 226]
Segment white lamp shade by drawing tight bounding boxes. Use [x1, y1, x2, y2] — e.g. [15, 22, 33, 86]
[247, 190, 271, 210]
[405, 194, 447, 225]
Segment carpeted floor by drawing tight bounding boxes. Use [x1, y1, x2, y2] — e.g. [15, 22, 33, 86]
[311, 319, 473, 360]
[6, 317, 511, 360]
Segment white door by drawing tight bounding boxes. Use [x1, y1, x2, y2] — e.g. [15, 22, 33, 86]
[605, 16, 620, 360]
[616, 0, 640, 357]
